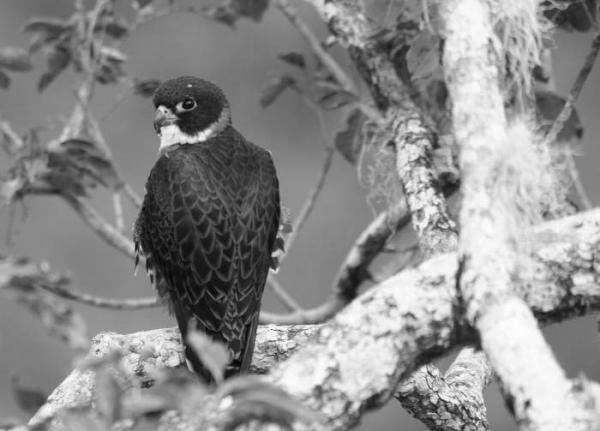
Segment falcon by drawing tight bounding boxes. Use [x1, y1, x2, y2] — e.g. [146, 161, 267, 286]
[134, 76, 280, 380]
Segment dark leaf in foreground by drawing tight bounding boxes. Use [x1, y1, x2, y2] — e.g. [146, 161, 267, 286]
[277, 52, 306, 69]
[11, 376, 47, 415]
[335, 109, 366, 165]
[259, 75, 295, 108]
[187, 329, 230, 384]
[38, 45, 71, 92]
[134, 79, 161, 98]
[0, 70, 10, 89]
[0, 47, 33, 72]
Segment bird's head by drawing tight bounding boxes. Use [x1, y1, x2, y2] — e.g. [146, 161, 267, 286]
[152, 76, 231, 154]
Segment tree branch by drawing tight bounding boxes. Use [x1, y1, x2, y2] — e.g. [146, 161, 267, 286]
[543, 32, 600, 147]
[61, 193, 135, 260]
[441, 0, 599, 428]
[303, 2, 480, 429]
[260, 200, 409, 324]
[266, 275, 302, 312]
[29, 208, 600, 431]
[277, 0, 356, 93]
[304, 0, 458, 259]
[34, 278, 158, 310]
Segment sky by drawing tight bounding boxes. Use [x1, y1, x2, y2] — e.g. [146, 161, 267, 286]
[0, 1, 599, 430]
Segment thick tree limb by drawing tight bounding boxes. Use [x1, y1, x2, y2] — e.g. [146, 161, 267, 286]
[396, 348, 491, 431]
[30, 209, 600, 430]
[441, 1, 599, 429]
[304, 0, 457, 258]
[303, 1, 482, 428]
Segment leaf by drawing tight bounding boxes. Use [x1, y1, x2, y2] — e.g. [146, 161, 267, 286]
[11, 376, 47, 414]
[22, 17, 72, 36]
[334, 109, 365, 165]
[405, 32, 442, 90]
[94, 48, 127, 85]
[231, 0, 270, 21]
[133, 79, 161, 98]
[49, 138, 121, 190]
[277, 52, 305, 69]
[186, 329, 230, 384]
[38, 45, 71, 92]
[96, 18, 129, 39]
[0, 47, 33, 72]
[535, 90, 583, 142]
[259, 75, 295, 108]
[318, 90, 356, 110]
[0, 70, 10, 89]
[542, 0, 596, 32]
[94, 368, 122, 424]
[99, 46, 127, 64]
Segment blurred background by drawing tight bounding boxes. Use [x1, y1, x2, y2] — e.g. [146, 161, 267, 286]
[0, 1, 599, 429]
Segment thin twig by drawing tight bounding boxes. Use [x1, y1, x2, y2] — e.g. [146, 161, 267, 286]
[112, 192, 125, 231]
[123, 183, 143, 208]
[282, 92, 335, 255]
[565, 151, 593, 210]
[266, 274, 303, 311]
[61, 193, 135, 259]
[543, 32, 600, 147]
[260, 201, 410, 325]
[286, 148, 335, 252]
[36, 280, 159, 309]
[277, 0, 356, 93]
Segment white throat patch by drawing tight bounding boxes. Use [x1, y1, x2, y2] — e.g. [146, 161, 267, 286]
[158, 106, 230, 153]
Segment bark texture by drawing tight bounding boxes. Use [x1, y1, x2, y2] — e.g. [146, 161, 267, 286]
[30, 209, 600, 431]
[305, 0, 457, 257]
[302, 1, 494, 428]
[440, 0, 600, 429]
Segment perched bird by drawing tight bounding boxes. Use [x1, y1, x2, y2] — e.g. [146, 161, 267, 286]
[134, 76, 281, 380]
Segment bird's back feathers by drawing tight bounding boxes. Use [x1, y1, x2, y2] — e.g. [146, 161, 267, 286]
[135, 126, 280, 378]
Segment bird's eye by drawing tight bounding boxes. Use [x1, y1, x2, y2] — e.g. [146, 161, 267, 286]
[177, 98, 197, 112]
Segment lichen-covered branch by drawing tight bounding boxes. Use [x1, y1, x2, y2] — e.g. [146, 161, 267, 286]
[304, 0, 457, 258]
[396, 348, 491, 431]
[28, 324, 319, 428]
[441, 0, 599, 429]
[30, 208, 600, 431]
[303, 1, 483, 428]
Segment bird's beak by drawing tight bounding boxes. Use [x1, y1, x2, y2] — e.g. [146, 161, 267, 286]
[153, 106, 178, 135]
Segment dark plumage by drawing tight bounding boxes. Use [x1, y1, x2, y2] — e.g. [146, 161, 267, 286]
[134, 77, 280, 381]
